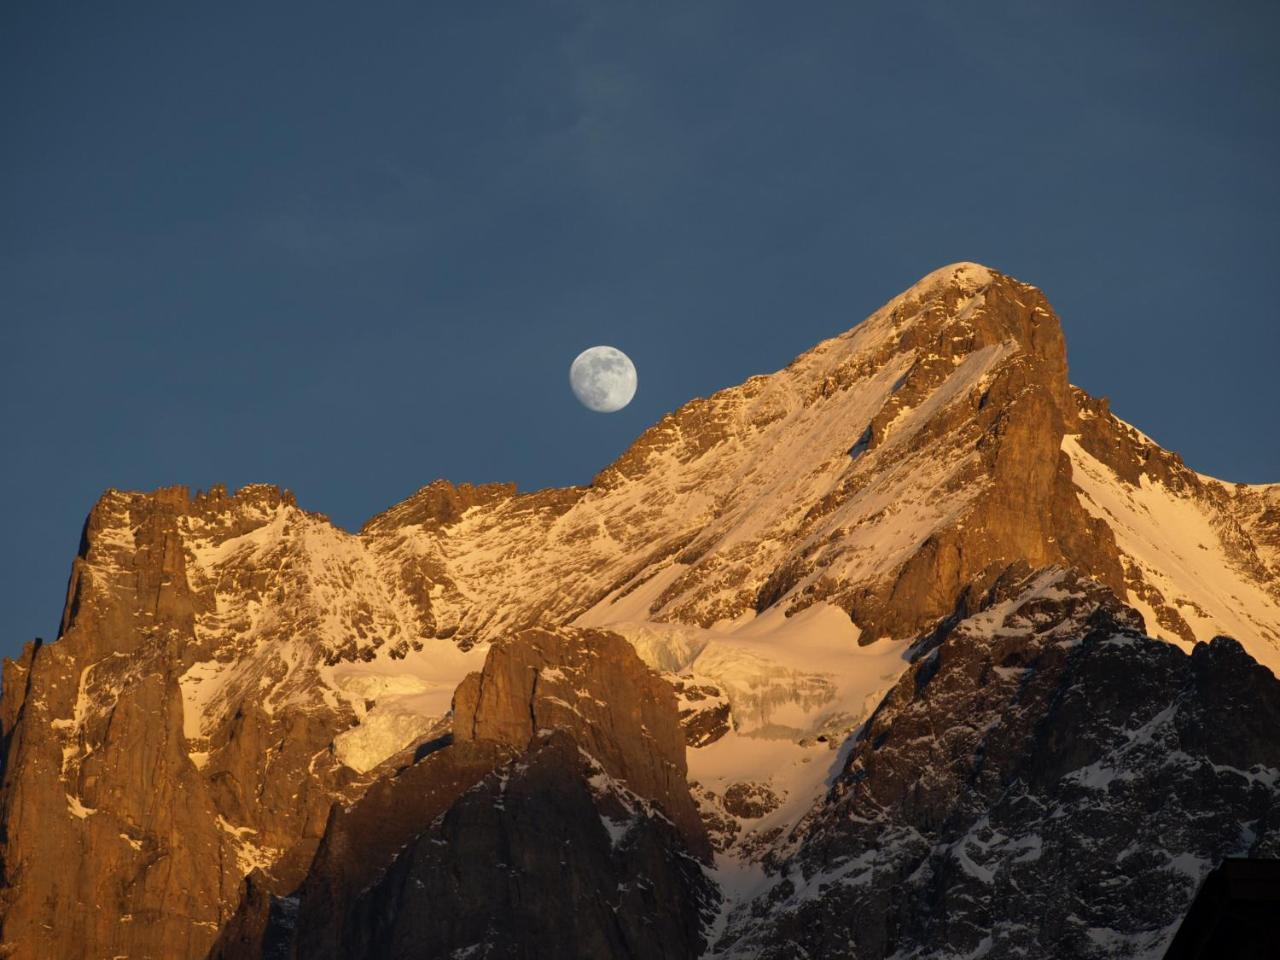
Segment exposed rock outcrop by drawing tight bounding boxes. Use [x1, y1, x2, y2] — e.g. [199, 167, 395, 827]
[342, 730, 717, 960]
[211, 625, 715, 960]
[670, 675, 732, 747]
[715, 569, 1280, 958]
[451, 626, 709, 857]
[2, 488, 269, 959]
[288, 626, 712, 959]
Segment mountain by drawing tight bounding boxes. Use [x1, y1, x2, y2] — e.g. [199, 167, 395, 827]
[2, 263, 1278, 959]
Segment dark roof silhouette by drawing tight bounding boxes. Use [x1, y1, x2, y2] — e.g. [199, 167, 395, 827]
[1163, 858, 1280, 959]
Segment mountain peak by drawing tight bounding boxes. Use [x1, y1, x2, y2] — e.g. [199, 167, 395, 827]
[867, 261, 1065, 368]
[5, 266, 1280, 960]
[896, 260, 996, 296]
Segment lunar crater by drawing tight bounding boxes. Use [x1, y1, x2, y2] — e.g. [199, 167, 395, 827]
[570, 346, 637, 413]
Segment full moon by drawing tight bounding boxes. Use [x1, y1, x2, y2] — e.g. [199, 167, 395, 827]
[570, 346, 637, 412]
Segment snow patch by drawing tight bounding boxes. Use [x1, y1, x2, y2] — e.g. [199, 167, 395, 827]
[1064, 435, 1280, 675]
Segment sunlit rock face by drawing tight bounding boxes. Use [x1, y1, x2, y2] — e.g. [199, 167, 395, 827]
[3, 264, 1279, 959]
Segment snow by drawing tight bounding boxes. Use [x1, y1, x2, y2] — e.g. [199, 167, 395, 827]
[217, 816, 280, 875]
[598, 813, 632, 848]
[576, 562, 689, 627]
[589, 601, 911, 742]
[582, 748, 659, 850]
[323, 637, 489, 772]
[1067, 702, 1181, 792]
[687, 690, 895, 939]
[377, 262, 1015, 650]
[670, 609, 911, 942]
[890, 262, 995, 304]
[55, 655, 128, 783]
[179, 659, 232, 741]
[1064, 435, 1280, 675]
[178, 498, 492, 772]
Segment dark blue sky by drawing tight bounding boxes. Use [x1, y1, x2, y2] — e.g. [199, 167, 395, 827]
[3, 1, 1278, 657]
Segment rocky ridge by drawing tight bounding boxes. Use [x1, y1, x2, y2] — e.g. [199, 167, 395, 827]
[225, 624, 716, 960]
[712, 568, 1280, 958]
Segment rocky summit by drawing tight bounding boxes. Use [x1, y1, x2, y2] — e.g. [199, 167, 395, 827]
[2, 263, 1278, 959]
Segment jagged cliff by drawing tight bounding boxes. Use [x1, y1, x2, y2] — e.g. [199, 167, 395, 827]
[2, 264, 1278, 959]
[713, 569, 1280, 957]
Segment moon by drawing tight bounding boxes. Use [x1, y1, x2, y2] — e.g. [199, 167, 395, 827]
[569, 346, 637, 413]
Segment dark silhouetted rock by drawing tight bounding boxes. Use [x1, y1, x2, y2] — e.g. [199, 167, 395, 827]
[1162, 858, 1280, 959]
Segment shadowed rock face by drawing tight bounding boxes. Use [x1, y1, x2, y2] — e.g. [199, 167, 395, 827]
[714, 569, 1280, 959]
[209, 738, 515, 960]
[209, 625, 716, 960]
[2, 264, 1278, 959]
[451, 626, 710, 859]
[338, 624, 718, 960]
[339, 731, 717, 960]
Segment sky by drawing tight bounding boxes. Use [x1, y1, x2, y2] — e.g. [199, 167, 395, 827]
[2, 1, 1278, 658]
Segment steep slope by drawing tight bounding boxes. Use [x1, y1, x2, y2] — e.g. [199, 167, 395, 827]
[210, 625, 715, 960]
[712, 569, 1280, 959]
[341, 730, 714, 960]
[307, 626, 717, 960]
[1066, 394, 1280, 671]
[0, 488, 276, 959]
[367, 261, 1120, 650]
[0, 484, 410, 958]
[2, 262, 1278, 959]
